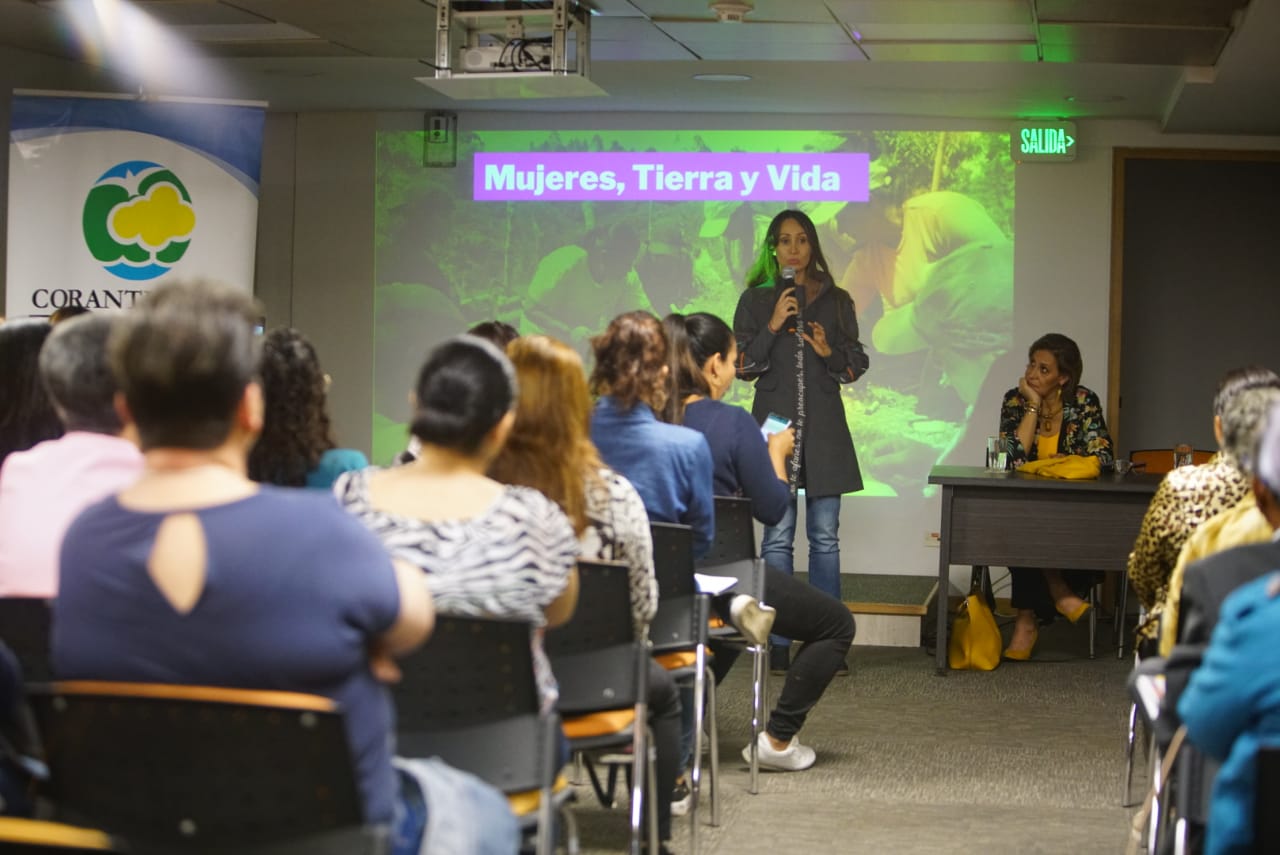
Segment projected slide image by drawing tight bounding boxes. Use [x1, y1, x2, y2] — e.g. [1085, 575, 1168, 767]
[374, 129, 1014, 496]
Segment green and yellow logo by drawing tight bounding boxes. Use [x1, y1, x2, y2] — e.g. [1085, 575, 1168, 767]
[83, 160, 196, 281]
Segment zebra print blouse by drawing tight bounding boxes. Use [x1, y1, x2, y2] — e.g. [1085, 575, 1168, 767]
[335, 468, 579, 711]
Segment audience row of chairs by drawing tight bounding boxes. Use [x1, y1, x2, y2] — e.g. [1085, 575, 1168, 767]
[0, 498, 769, 855]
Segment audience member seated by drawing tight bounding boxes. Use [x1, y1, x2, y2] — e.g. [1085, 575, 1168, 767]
[248, 327, 368, 489]
[1160, 383, 1280, 657]
[336, 335, 580, 714]
[52, 281, 516, 855]
[488, 333, 683, 844]
[588, 311, 715, 559]
[587, 312, 717, 788]
[998, 332, 1114, 659]
[0, 319, 62, 467]
[1178, 567, 1280, 855]
[467, 320, 520, 349]
[0, 315, 143, 597]
[396, 321, 519, 466]
[666, 312, 856, 772]
[1128, 366, 1280, 647]
[1162, 398, 1280, 734]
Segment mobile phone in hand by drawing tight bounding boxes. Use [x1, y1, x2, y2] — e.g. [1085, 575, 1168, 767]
[761, 412, 791, 440]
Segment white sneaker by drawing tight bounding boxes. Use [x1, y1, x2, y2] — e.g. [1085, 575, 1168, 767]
[728, 595, 777, 646]
[741, 731, 816, 772]
[670, 778, 692, 817]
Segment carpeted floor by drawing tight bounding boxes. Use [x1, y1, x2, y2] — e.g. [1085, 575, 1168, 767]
[565, 611, 1146, 854]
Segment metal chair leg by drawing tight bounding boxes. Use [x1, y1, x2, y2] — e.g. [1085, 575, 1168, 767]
[647, 727, 660, 855]
[1123, 699, 1139, 806]
[749, 642, 766, 795]
[629, 702, 648, 855]
[1088, 583, 1098, 659]
[686, 644, 708, 855]
[1116, 578, 1130, 659]
[561, 804, 581, 855]
[704, 664, 719, 827]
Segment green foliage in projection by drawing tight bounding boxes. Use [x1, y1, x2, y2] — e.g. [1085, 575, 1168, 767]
[373, 129, 1015, 492]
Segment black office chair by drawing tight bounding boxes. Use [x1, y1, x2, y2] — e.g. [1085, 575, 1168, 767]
[1257, 746, 1280, 852]
[28, 682, 384, 855]
[696, 496, 769, 796]
[0, 599, 53, 684]
[650, 522, 718, 851]
[393, 616, 565, 855]
[546, 560, 657, 855]
[701, 496, 757, 565]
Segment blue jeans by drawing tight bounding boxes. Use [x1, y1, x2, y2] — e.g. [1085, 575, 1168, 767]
[760, 494, 843, 646]
[391, 757, 519, 855]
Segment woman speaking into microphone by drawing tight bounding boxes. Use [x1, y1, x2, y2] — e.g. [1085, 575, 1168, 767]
[732, 209, 869, 673]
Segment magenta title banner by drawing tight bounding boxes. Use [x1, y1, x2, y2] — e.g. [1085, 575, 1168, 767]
[474, 152, 870, 202]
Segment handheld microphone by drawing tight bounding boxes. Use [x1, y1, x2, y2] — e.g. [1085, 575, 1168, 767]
[781, 265, 796, 286]
[782, 266, 804, 313]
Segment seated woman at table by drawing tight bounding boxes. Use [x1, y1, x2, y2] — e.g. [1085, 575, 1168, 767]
[998, 332, 1114, 659]
[665, 311, 856, 772]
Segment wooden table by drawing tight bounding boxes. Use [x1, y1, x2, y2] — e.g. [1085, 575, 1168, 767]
[927, 465, 1162, 674]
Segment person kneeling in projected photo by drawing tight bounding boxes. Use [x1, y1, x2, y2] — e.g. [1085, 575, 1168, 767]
[732, 209, 869, 675]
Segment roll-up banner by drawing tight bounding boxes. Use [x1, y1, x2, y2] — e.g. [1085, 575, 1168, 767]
[6, 91, 266, 318]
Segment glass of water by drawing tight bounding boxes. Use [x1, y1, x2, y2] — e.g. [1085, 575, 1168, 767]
[986, 436, 1009, 471]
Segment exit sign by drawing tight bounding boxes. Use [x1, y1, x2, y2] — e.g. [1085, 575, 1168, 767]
[1011, 121, 1077, 162]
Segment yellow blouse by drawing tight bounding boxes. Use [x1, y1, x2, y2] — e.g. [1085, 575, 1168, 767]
[1036, 432, 1059, 460]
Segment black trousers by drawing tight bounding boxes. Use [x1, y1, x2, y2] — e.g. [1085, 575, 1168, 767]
[711, 564, 855, 742]
[647, 659, 681, 841]
[1009, 567, 1098, 623]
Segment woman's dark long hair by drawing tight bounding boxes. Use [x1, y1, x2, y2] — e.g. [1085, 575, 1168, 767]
[411, 335, 517, 455]
[744, 209, 834, 288]
[663, 312, 734, 422]
[248, 328, 336, 487]
[0, 320, 63, 466]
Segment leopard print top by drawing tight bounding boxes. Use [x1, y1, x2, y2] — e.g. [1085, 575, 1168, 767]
[1127, 453, 1249, 637]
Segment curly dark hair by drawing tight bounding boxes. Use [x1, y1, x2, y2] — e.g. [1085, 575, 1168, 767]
[589, 311, 669, 414]
[248, 328, 336, 487]
[0, 319, 63, 465]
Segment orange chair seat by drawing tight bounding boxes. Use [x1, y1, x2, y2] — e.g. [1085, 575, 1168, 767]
[654, 650, 699, 670]
[0, 817, 113, 850]
[507, 774, 571, 817]
[562, 708, 636, 740]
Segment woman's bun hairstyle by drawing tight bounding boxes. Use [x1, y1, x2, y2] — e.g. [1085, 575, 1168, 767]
[410, 335, 517, 454]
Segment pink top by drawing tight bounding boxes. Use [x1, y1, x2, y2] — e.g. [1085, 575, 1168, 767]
[0, 432, 143, 597]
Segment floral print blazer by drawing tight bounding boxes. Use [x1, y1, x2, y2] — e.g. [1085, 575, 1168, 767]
[998, 384, 1114, 468]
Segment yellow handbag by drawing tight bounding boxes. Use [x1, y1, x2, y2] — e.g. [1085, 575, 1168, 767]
[948, 591, 1002, 671]
[1016, 454, 1102, 480]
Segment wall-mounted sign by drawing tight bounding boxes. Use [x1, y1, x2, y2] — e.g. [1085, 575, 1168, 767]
[1011, 121, 1077, 163]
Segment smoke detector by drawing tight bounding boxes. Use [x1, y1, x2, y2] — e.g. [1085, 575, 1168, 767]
[709, 1, 753, 23]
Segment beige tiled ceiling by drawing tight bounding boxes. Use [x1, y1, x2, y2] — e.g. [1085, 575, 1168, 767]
[0, 0, 1275, 133]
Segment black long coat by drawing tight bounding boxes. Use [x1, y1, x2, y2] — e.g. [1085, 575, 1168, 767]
[732, 275, 869, 497]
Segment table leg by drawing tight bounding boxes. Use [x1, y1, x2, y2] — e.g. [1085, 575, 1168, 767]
[936, 486, 953, 676]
